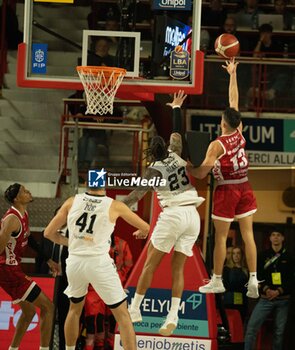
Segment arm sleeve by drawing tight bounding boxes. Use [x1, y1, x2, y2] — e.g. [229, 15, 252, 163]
[172, 107, 190, 159]
[172, 107, 182, 133]
[28, 235, 51, 262]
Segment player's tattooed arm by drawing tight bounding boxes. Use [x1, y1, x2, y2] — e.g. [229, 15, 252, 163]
[122, 167, 161, 207]
[168, 132, 182, 156]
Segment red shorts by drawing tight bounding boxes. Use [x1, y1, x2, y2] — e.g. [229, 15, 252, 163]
[0, 264, 36, 303]
[212, 181, 257, 222]
[85, 288, 108, 317]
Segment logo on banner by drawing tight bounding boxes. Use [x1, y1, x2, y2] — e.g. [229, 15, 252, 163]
[114, 334, 212, 350]
[186, 293, 203, 309]
[170, 47, 190, 80]
[32, 44, 47, 74]
[153, 0, 191, 11]
[0, 277, 55, 350]
[283, 119, 295, 152]
[127, 287, 209, 337]
[0, 301, 38, 331]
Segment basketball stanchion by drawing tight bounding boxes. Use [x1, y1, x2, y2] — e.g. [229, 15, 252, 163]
[76, 66, 126, 115]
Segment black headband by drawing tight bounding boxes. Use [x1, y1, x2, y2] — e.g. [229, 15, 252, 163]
[4, 183, 21, 204]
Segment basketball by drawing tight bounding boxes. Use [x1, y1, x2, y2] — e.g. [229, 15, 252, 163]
[214, 34, 240, 58]
[175, 45, 183, 53]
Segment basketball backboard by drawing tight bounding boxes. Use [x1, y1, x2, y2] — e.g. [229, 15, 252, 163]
[17, 0, 204, 99]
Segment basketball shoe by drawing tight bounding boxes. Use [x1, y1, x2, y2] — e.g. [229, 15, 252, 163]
[199, 278, 226, 293]
[159, 315, 179, 336]
[246, 279, 259, 298]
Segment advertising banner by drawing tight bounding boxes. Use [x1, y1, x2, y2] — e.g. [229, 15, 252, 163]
[0, 277, 55, 349]
[32, 44, 48, 74]
[114, 334, 212, 350]
[127, 287, 209, 337]
[189, 115, 295, 166]
[152, 0, 191, 11]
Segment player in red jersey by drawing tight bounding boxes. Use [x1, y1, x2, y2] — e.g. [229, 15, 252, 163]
[0, 183, 54, 350]
[188, 59, 259, 298]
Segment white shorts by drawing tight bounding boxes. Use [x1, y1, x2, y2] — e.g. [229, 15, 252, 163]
[151, 205, 200, 257]
[64, 255, 127, 306]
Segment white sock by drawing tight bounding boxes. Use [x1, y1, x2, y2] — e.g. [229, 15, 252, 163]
[213, 273, 222, 281]
[169, 297, 181, 318]
[131, 293, 144, 309]
[249, 272, 257, 281]
[40, 347, 49, 350]
[66, 346, 76, 350]
[9, 347, 19, 350]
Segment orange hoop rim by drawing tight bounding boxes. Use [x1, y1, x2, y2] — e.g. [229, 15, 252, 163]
[76, 66, 127, 76]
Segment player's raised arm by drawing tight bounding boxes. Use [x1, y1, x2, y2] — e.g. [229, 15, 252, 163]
[187, 140, 223, 179]
[168, 132, 183, 157]
[166, 90, 187, 132]
[222, 58, 242, 132]
[222, 59, 239, 111]
[166, 90, 187, 156]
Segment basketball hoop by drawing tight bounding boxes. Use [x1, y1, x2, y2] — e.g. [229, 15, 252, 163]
[76, 66, 126, 115]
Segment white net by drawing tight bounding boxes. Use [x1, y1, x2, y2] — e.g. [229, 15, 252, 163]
[77, 66, 126, 115]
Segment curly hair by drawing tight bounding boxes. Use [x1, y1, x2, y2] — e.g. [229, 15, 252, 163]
[145, 135, 169, 163]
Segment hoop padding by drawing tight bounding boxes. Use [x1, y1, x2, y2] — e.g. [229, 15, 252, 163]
[76, 66, 126, 115]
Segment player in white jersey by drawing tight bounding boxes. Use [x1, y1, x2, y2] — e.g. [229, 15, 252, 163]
[150, 149, 204, 208]
[124, 91, 205, 336]
[44, 187, 150, 350]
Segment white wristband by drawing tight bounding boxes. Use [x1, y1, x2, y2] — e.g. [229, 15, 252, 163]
[172, 105, 181, 109]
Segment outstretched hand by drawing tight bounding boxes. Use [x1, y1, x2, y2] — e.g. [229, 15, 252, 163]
[166, 90, 187, 108]
[222, 58, 239, 75]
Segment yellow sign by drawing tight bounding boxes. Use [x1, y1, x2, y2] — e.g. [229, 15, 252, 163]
[34, 0, 74, 3]
[272, 272, 282, 285]
[233, 292, 243, 305]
